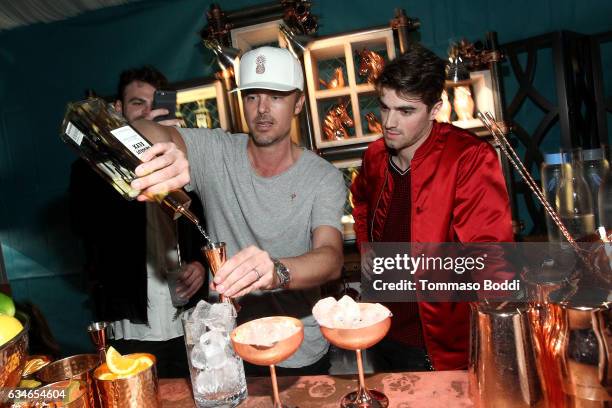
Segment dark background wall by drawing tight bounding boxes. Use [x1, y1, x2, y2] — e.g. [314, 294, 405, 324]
[1, 0, 610, 355]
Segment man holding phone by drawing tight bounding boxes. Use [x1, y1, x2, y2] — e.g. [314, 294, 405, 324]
[113, 67, 178, 125]
[70, 65, 206, 377]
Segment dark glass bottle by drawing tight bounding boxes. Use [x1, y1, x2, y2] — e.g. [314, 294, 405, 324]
[60, 97, 199, 224]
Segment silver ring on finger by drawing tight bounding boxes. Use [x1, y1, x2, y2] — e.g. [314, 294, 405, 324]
[253, 268, 262, 281]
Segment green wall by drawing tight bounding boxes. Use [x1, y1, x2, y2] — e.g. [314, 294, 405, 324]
[0, 0, 610, 355]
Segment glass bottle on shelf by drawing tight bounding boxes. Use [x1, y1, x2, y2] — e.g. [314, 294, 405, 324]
[598, 145, 612, 230]
[60, 97, 200, 225]
[541, 152, 569, 242]
[555, 148, 595, 241]
[195, 100, 213, 129]
[582, 148, 609, 228]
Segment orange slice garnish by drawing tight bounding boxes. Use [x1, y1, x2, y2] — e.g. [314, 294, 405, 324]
[106, 347, 138, 375]
[135, 355, 153, 369]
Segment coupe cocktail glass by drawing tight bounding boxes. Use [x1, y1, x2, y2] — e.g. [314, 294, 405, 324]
[319, 303, 391, 408]
[230, 316, 304, 408]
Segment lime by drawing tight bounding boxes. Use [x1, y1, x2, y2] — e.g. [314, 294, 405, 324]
[0, 314, 23, 346]
[19, 379, 42, 388]
[0, 292, 15, 317]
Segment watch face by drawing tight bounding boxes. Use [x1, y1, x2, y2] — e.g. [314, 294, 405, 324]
[273, 259, 290, 288]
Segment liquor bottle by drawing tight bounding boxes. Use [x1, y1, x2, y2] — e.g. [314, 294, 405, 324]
[555, 149, 595, 240]
[598, 145, 612, 230]
[60, 97, 199, 225]
[195, 100, 213, 129]
[541, 152, 568, 242]
[582, 148, 609, 227]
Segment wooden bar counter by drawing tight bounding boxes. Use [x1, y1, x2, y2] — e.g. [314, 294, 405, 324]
[159, 370, 472, 407]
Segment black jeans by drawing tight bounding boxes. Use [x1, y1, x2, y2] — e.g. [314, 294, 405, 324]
[110, 336, 189, 378]
[243, 350, 331, 377]
[369, 338, 432, 372]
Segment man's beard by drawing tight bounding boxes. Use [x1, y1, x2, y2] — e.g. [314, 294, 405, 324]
[250, 115, 283, 147]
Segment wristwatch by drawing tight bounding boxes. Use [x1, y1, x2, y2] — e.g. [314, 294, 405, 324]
[271, 257, 291, 289]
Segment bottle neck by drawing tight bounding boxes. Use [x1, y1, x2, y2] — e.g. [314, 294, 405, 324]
[157, 190, 200, 225]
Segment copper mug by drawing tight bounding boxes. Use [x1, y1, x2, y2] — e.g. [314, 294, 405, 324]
[93, 353, 160, 408]
[9, 379, 89, 408]
[36, 354, 100, 408]
[553, 299, 612, 406]
[469, 302, 544, 407]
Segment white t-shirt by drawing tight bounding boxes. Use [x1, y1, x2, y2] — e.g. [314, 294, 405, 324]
[111, 203, 183, 341]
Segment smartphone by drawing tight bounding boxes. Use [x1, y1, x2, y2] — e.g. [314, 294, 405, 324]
[152, 90, 177, 122]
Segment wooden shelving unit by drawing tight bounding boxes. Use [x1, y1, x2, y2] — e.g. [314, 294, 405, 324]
[304, 27, 396, 150]
[443, 69, 496, 137]
[176, 80, 230, 130]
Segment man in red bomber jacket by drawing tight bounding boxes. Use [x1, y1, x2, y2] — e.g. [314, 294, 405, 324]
[351, 44, 513, 371]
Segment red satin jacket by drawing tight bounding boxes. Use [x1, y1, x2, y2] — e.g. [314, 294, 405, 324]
[351, 122, 513, 370]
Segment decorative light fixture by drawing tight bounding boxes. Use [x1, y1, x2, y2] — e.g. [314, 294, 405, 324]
[278, 24, 311, 58]
[203, 39, 241, 72]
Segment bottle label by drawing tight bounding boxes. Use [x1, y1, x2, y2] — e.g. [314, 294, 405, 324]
[65, 122, 84, 146]
[110, 126, 152, 159]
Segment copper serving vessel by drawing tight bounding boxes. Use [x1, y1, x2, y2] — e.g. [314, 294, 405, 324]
[555, 300, 612, 405]
[36, 354, 100, 408]
[231, 316, 304, 408]
[93, 353, 160, 408]
[468, 302, 544, 408]
[319, 303, 391, 408]
[0, 312, 29, 397]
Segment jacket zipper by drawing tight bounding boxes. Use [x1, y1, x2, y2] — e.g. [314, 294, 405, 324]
[370, 166, 389, 242]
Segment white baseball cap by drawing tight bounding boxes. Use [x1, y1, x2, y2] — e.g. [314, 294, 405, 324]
[233, 46, 304, 93]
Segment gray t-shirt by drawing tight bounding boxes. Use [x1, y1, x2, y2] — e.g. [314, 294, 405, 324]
[180, 127, 346, 367]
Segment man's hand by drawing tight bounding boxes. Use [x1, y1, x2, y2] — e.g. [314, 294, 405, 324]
[212, 246, 278, 298]
[144, 108, 182, 127]
[175, 261, 206, 299]
[131, 140, 190, 201]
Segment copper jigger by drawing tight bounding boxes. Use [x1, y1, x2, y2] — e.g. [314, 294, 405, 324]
[202, 241, 240, 312]
[87, 322, 110, 364]
[319, 304, 391, 408]
[231, 316, 304, 408]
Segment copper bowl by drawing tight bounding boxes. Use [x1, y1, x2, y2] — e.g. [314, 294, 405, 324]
[230, 316, 304, 366]
[319, 305, 391, 350]
[0, 311, 29, 389]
